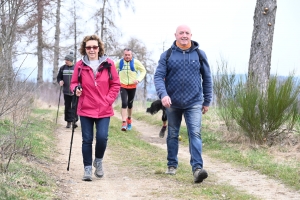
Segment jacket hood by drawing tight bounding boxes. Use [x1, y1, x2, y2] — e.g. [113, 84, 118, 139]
[82, 54, 108, 66]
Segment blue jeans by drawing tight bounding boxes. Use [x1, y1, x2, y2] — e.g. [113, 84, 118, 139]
[166, 105, 203, 172]
[80, 116, 110, 167]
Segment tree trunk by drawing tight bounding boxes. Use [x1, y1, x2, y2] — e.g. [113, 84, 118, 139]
[143, 74, 147, 106]
[248, 0, 277, 92]
[73, 0, 77, 62]
[100, 0, 107, 41]
[53, 0, 61, 84]
[0, 0, 18, 89]
[37, 0, 44, 86]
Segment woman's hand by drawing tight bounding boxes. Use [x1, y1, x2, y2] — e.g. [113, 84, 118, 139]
[76, 87, 82, 97]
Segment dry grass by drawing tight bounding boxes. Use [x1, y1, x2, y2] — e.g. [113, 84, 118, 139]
[35, 82, 62, 109]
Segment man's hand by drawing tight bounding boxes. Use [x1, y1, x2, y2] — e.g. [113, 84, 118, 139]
[202, 106, 209, 114]
[162, 96, 172, 108]
[59, 80, 64, 86]
[133, 80, 139, 84]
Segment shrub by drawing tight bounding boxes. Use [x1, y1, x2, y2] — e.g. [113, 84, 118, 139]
[213, 63, 300, 144]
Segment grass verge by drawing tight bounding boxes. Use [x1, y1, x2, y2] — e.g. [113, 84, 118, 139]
[0, 108, 58, 200]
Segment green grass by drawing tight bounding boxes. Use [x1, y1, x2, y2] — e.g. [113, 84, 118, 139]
[109, 117, 258, 200]
[26, 116, 56, 160]
[0, 119, 11, 133]
[132, 107, 300, 191]
[0, 108, 58, 200]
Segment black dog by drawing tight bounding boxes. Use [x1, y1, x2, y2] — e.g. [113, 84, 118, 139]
[146, 99, 167, 138]
[146, 99, 163, 114]
[146, 100, 167, 121]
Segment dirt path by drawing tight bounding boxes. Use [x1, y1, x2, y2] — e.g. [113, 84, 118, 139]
[52, 114, 180, 200]
[52, 112, 300, 200]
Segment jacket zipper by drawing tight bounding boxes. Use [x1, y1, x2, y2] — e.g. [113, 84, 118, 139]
[182, 51, 185, 106]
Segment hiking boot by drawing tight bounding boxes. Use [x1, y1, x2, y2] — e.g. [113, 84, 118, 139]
[159, 126, 167, 138]
[93, 160, 104, 178]
[121, 122, 127, 131]
[165, 166, 176, 175]
[126, 118, 132, 130]
[66, 122, 71, 128]
[193, 168, 208, 183]
[82, 166, 92, 181]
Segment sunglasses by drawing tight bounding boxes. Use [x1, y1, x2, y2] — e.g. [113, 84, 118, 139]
[123, 48, 131, 51]
[85, 46, 99, 50]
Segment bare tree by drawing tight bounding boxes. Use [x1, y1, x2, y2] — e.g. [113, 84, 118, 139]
[0, 0, 36, 87]
[73, 0, 77, 61]
[34, 0, 57, 84]
[36, 0, 44, 85]
[59, 0, 85, 63]
[69, 0, 82, 62]
[52, 0, 61, 84]
[94, 0, 135, 54]
[248, 0, 277, 92]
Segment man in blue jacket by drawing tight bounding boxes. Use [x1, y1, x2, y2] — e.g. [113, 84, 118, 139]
[154, 24, 213, 183]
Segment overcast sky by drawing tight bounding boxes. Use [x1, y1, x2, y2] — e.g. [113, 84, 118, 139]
[20, 0, 300, 81]
[116, 0, 300, 76]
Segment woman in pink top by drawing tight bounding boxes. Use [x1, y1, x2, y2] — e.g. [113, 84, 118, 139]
[70, 34, 120, 181]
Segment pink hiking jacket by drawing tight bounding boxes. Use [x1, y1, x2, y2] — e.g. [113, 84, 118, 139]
[70, 56, 120, 118]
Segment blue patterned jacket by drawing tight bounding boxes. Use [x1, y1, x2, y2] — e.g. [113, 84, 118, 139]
[154, 40, 213, 109]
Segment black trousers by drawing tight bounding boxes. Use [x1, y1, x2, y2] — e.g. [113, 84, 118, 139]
[64, 94, 78, 122]
[120, 88, 136, 109]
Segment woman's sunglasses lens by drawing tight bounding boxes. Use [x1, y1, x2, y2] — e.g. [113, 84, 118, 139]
[86, 46, 98, 50]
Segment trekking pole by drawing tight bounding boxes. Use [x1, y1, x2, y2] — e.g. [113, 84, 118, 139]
[67, 86, 81, 171]
[56, 86, 62, 124]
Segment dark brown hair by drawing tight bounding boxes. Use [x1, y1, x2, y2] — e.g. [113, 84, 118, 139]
[79, 34, 105, 57]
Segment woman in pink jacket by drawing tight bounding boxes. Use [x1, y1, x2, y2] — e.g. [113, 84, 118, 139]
[70, 34, 120, 181]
